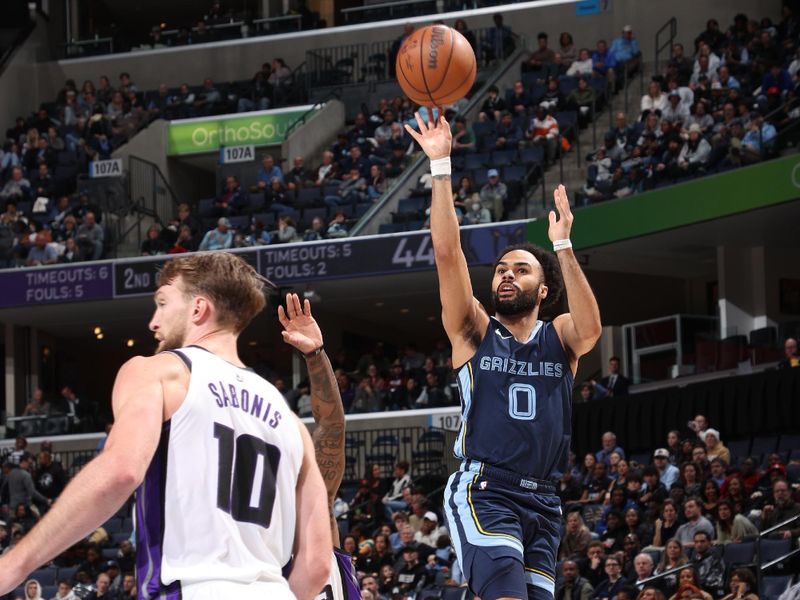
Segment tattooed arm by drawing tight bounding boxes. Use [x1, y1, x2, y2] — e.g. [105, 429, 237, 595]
[278, 293, 345, 545]
[307, 349, 345, 545]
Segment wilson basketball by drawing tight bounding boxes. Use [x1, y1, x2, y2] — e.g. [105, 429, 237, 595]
[395, 24, 477, 107]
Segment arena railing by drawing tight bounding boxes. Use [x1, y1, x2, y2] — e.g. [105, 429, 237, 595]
[341, 0, 438, 24]
[755, 514, 800, 593]
[63, 36, 114, 58]
[653, 17, 677, 75]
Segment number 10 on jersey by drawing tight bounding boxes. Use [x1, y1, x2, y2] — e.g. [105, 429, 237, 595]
[214, 423, 281, 528]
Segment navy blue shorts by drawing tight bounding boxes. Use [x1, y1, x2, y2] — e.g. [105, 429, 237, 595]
[444, 460, 561, 600]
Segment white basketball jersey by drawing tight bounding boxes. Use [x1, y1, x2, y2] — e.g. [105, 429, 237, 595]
[134, 346, 303, 598]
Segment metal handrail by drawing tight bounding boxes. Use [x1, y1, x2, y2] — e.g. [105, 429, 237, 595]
[654, 17, 677, 74]
[756, 512, 800, 593]
[282, 86, 338, 141]
[342, 0, 437, 23]
[637, 562, 689, 587]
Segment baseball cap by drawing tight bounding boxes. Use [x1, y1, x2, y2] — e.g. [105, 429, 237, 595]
[423, 511, 438, 522]
[102, 560, 119, 571]
[711, 81, 722, 90]
[487, 169, 499, 178]
[623, 25, 632, 32]
[688, 123, 702, 134]
[769, 463, 787, 474]
[217, 217, 231, 227]
[0, 520, 6, 528]
[653, 448, 669, 458]
[669, 90, 680, 98]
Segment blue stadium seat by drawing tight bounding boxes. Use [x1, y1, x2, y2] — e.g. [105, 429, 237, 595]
[252, 212, 276, 228]
[723, 541, 754, 567]
[760, 538, 792, 563]
[520, 146, 545, 165]
[726, 439, 750, 462]
[555, 111, 578, 135]
[472, 169, 489, 187]
[354, 203, 373, 218]
[322, 182, 343, 197]
[472, 122, 495, 139]
[41, 586, 57, 600]
[227, 215, 250, 231]
[112, 532, 131, 544]
[378, 223, 401, 234]
[464, 153, 490, 171]
[491, 149, 518, 167]
[778, 434, 800, 451]
[56, 567, 77, 583]
[762, 576, 792, 600]
[197, 198, 216, 218]
[30, 568, 58, 586]
[102, 548, 118, 559]
[441, 587, 467, 600]
[121, 517, 134, 533]
[786, 463, 800, 483]
[503, 165, 527, 184]
[405, 220, 424, 231]
[295, 187, 322, 207]
[302, 207, 329, 226]
[751, 436, 778, 458]
[558, 76, 578, 95]
[397, 197, 425, 215]
[102, 518, 122, 534]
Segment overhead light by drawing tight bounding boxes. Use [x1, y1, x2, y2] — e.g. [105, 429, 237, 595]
[427, 315, 436, 321]
[248, 341, 258, 346]
[126, 339, 135, 347]
[96, 333, 104, 340]
[375, 302, 384, 307]
[93, 326, 102, 335]
[399, 308, 409, 314]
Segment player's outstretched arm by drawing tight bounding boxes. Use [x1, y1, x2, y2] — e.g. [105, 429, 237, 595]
[405, 112, 488, 365]
[290, 417, 333, 600]
[279, 292, 345, 546]
[549, 185, 602, 359]
[0, 355, 166, 594]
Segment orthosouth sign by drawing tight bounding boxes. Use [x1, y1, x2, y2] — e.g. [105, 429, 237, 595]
[167, 106, 319, 155]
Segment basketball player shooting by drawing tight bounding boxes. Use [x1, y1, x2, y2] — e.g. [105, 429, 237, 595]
[0, 253, 332, 600]
[405, 112, 601, 600]
[278, 293, 360, 600]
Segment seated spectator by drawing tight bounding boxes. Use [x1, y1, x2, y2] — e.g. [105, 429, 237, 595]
[331, 168, 367, 205]
[374, 109, 398, 144]
[654, 539, 688, 596]
[671, 567, 712, 600]
[741, 112, 776, 163]
[385, 143, 411, 178]
[631, 553, 657, 592]
[540, 76, 566, 111]
[714, 498, 757, 544]
[1, 167, 31, 201]
[237, 68, 273, 113]
[257, 155, 283, 189]
[451, 117, 476, 154]
[413, 511, 447, 547]
[596, 432, 625, 465]
[524, 32, 556, 73]
[272, 215, 300, 243]
[59, 237, 82, 263]
[198, 217, 233, 251]
[479, 85, 507, 122]
[303, 216, 326, 241]
[494, 111, 523, 151]
[76, 211, 104, 260]
[652, 448, 679, 489]
[507, 81, 532, 115]
[559, 510, 593, 560]
[556, 560, 594, 600]
[214, 175, 245, 217]
[778, 337, 799, 368]
[720, 568, 758, 600]
[463, 199, 492, 225]
[689, 531, 725, 598]
[26, 231, 58, 266]
[674, 498, 714, 549]
[341, 145, 370, 178]
[610, 25, 642, 74]
[284, 156, 308, 190]
[677, 124, 711, 172]
[590, 555, 627, 600]
[641, 81, 668, 119]
[479, 169, 507, 221]
[367, 164, 386, 200]
[141, 224, 168, 255]
[314, 150, 341, 185]
[326, 211, 349, 238]
[686, 101, 714, 135]
[761, 478, 800, 539]
[526, 107, 560, 162]
[168, 225, 195, 254]
[662, 91, 690, 125]
[592, 40, 617, 80]
[691, 55, 718, 87]
[567, 76, 597, 126]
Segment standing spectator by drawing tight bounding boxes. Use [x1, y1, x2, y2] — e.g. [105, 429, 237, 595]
[453, 19, 476, 52]
[667, 43, 693, 86]
[6, 453, 51, 516]
[689, 532, 725, 598]
[34, 451, 67, 501]
[478, 169, 507, 221]
[483, 14, 515, 62]
[600, 357, 630, 397]
[58, 385, 85, 431]
[610, 26, 641, 74]
[674, 498, 714, 549]
[76, 211, 104, 260]
[778, 337, 799, 368]
[526, 106, 559, 163]
[198, 217, 233, 251]
[556, 560, 594, 600]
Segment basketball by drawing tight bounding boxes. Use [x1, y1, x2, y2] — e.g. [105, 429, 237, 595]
[395, 24, 477, 107]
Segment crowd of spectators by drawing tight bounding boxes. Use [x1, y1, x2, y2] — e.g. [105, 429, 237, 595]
[581, 11, 798, 203]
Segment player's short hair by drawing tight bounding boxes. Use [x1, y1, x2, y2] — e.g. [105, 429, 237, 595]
[159, 253, 270, 333]
[492, 243, 563, 310]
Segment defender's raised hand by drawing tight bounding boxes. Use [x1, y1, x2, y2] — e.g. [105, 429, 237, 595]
[404, 110, 452, 160]
[278, 292, 323, 355]
[548, 184, 574, 242]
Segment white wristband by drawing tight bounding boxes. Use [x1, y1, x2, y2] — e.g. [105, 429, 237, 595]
[553, 239, 572, 252]
[430, 157, 451, 177]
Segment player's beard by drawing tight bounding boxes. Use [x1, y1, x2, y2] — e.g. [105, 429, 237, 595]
[493, 286, 540, 317]
[155, 321, 188, 353]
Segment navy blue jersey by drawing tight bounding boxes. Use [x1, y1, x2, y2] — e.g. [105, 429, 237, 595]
[453, 317, 573, 479]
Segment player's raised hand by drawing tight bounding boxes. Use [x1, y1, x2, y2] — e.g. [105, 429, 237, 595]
[278, 293, 323, 355]
[548, 184, 574, 242]
[404, 109, 451, 161]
